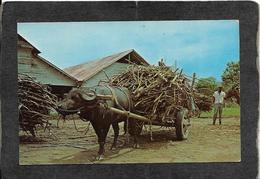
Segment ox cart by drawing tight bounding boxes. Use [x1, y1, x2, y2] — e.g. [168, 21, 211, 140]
[103, 104, 192, 140]
[80, 89, 196, 141]
[57, 65, 197, 158]
[105, 64, 198, 140]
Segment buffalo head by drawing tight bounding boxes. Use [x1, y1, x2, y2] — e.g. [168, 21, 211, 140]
[58, 88, 97, 110]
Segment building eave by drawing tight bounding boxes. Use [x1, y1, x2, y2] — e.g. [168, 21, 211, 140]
[36, 55, 78, 86]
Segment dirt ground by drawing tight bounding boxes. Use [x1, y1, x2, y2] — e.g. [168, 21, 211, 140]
[19, 115, 240, 165]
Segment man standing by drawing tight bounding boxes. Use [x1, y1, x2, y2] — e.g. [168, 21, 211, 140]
[213, 86, 226, 125]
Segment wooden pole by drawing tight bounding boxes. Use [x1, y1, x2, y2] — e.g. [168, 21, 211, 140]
[191, 73, 196, 91]
[96, 94, 113, 100]
[84, 93, 113, 100]
[107, 106, 151, 123]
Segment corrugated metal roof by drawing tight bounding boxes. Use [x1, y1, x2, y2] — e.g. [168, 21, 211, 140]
[64, 49, 149, 82]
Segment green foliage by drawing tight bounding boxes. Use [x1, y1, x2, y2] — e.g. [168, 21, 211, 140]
[196, 77, 217, 96]
[222, 61, 240, 90]
[199, 105, 240, 118]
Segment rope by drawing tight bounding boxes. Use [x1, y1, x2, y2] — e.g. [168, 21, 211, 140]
[106, 85, 131, 143]
[114, 86, 132, 139]
[55, 107, 83, 115]
[73, 118, 91, 134]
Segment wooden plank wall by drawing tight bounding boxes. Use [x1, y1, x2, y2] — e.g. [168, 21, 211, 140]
[18, 47, 76, 86]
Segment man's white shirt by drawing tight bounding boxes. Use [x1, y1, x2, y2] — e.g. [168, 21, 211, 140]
[213, 91, 226, 104]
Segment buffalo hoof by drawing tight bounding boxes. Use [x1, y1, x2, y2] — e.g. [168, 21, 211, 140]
[133, 143, 140, 149]
[123, 141, 130, 147]
[96, 155, 104, 161]
[110, 144, 117, 150]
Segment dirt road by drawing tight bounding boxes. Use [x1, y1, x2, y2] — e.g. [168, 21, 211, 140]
[19, 116, 240, 164]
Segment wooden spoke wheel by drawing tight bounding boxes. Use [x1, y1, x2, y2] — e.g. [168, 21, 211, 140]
[175, 108, 190, 140]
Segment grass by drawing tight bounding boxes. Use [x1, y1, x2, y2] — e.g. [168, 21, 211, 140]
[199, 105, 240, 118]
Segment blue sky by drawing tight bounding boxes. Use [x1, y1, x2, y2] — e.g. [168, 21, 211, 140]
[18, 20, 239, 81]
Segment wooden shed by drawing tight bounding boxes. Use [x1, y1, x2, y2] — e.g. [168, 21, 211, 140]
[17, 34, 78, 99]
[64, 49, 150, 87]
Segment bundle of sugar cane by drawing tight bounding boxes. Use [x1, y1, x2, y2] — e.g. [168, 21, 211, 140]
[18, 74, 57, 136]
[194, 93, 212, 112]
[109, 65, 194, 122]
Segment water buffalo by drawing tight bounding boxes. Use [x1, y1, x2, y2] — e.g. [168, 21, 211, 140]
[57, 85, 140, 160]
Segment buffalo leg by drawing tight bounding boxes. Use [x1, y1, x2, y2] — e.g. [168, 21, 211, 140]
[110, 122, 119, 150]
[90, 122, 105, 160]
[133, 122, 140, 148]
[96, 125, 110, 159]
[129, 120, 140, 148]
[133, 133, 139, 148]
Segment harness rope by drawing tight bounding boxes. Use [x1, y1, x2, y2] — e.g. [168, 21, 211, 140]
[55, 107, 84, 115]
[56, 107, 91, 134]
[105, 85, 131, 143]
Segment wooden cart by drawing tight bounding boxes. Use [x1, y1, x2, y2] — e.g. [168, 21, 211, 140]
[99, 103, 192, 140]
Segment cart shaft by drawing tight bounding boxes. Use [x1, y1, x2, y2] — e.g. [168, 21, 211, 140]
[108, 107, 151, 123]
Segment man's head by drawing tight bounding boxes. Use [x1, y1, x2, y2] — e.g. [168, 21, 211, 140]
[218, 86, 223, 92]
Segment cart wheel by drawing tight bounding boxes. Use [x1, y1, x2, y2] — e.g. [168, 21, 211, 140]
[128, 121, 143, 136]
[175, 108, 190, 140]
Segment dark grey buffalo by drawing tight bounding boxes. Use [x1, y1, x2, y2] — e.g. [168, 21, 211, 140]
[57, 85, 140, 160]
